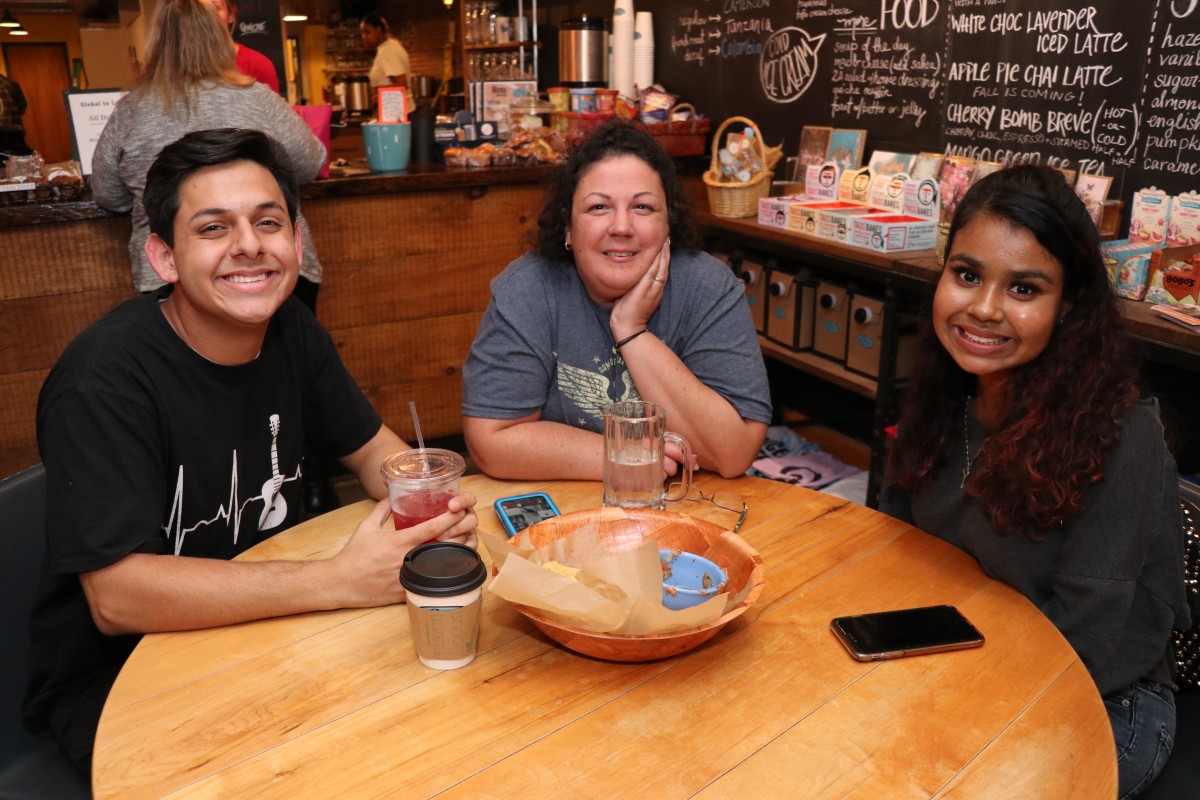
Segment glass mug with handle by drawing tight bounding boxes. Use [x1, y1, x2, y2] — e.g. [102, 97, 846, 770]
[603, 400, 693, 509]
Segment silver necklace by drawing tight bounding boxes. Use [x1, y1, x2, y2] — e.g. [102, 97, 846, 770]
[961, 398, 982, 489]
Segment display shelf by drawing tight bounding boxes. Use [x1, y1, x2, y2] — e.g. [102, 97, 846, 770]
[759, 338, 879, 399]
[461, 0, 538, 100]
[465, 41, 542, 52]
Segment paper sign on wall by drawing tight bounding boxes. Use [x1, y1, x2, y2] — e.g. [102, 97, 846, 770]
[63, 89, 126, 176]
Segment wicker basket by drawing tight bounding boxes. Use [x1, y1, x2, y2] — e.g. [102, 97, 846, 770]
[644, 103, 711, 158]
[703, 117, 774, 218]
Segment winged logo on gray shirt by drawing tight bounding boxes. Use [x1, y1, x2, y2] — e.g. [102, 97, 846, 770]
[556, 357, 639, 425]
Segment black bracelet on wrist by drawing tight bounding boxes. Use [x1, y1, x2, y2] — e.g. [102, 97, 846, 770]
[615, 329, 648, 349]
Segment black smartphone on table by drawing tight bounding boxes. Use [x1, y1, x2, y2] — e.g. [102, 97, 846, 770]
[830, 604, 985, 661]
[494, 492, 560, 538]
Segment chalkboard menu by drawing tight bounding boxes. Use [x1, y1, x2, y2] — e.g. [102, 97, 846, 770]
[609, 0, 1200, 203]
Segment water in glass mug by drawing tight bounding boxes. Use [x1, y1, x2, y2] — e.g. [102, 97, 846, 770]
[605, 445, 663, 508]
[602, 400, 692, 509]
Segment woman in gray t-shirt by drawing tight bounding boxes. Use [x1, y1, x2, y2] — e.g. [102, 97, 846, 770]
[462, 121, 772, 481]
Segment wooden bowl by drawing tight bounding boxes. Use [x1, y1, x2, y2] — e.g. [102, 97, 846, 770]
[510, 508, 765, 662]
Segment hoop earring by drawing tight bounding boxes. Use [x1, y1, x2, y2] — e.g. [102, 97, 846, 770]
[564, 237, 572, 251]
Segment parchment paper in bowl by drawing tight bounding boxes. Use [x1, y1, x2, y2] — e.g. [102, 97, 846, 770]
[482, 519, 737, 635]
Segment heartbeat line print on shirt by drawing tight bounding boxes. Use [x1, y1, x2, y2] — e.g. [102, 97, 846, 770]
[162, 414, 301, 555]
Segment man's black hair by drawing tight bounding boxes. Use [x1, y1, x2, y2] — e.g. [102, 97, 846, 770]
[143, 128, 299, 247]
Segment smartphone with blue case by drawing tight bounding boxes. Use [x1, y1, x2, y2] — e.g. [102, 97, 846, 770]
[494, 492, 560, 538]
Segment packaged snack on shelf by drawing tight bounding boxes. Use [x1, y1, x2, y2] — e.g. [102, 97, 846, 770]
[1130, 187, 1172, 245]
[1146, 244, 1200, 305]
[838, 167, 873, 204]
[1167, 191, 1200, 247]
[1101, 239, 1163, 300]
[850, 213, 937, 253]
[757, 195, 807, 229]
[637, 85, 678, 123]
[785, 200, 871, 236]
[804, 162, 841, 201]
[5, 152, 43, 181]
[866, 173, 910, 213]
[816, 204, 881, 243]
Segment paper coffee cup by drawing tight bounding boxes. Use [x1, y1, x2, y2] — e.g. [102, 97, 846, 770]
[399, 542, 487, 669]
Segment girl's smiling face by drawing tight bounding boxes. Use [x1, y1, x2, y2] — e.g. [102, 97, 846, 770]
[934, 213, 1067, 396]
[567, 154, 669, 306]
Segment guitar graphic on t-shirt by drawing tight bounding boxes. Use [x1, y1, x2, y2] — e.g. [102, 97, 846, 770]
[258, 414, 288, 530]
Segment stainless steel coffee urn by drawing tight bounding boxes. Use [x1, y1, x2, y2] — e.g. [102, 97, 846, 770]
[330, 75, 373, 115]
[344, 75, 373, 114]
[559, 16, 608, 88]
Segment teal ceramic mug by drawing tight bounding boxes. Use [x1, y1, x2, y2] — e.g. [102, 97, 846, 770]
[362, 121, 412, 172]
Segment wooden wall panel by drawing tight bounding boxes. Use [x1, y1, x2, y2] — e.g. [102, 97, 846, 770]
[1, 290, 130, 374]
[330, 312, 482, 443]
[0, 370, 46, 475]
[0, 182, 541, 477]
[0, 217, 131, 299]
[305, 185, 543, 263]
[317, 247, 510, 330]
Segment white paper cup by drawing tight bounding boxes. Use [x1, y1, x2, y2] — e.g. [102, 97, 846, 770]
[399, 542, 487, 669]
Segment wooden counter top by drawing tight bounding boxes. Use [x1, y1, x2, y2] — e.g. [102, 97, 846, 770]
[0, 164, 555, 230]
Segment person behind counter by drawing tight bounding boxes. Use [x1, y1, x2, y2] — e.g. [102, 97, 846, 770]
[880, 164, 1189, 798]
[205, 0, 281, 92]
[24, 128, 479, 779]
[462, 120, 772, 480]
[0, 71, 31, 165]
[360, 12, 411, 89]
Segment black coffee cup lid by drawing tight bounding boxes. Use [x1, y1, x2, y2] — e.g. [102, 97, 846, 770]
[400, 542, 486, 596]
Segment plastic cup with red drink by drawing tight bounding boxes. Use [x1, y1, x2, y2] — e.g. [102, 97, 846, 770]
[380, 449, 466, 538]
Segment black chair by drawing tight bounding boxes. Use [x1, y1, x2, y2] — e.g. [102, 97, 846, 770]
[1143, 479, 1199, 799]
[0, 465, 91, 799]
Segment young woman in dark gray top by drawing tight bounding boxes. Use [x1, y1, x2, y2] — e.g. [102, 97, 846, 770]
[881, 164, 1190, 799]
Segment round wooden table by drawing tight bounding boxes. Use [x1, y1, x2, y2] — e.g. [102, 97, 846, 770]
[93, 474, 1117, 799]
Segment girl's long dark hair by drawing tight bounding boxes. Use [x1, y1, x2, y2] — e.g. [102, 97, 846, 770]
[888, 164, 1141, 535]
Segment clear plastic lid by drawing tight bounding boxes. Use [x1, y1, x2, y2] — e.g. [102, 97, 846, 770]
[380, 448, 465, 488]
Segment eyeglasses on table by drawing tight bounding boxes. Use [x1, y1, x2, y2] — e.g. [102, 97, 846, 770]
[671, 484, 748, 533]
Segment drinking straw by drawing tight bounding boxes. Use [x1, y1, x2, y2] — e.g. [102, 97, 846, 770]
[409, 401, 429, 471]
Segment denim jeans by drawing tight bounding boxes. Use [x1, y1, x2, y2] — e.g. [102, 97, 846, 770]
[1105, 680, 1176, 799]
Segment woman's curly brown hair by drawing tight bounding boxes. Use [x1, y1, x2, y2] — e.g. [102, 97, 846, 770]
[887, 164, 1141, 536]
[534, 119, 701, 263]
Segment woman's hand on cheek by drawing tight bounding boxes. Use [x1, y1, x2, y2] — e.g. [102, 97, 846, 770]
[611, 239, 670, 339]
[662, 438, 698, 477]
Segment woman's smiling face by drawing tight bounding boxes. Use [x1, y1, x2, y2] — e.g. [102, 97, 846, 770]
[934, 213, 1066, 392]
[567, 154, 669, 306]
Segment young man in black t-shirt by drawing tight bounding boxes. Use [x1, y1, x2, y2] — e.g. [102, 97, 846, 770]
[24, 128, 478, 778]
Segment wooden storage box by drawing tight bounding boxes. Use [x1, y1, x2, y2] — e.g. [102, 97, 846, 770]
[768, 269, 815, 351]
[737, 256, 768, 335]
[813, 281, 850, 362]
[845, 295, 918, 379]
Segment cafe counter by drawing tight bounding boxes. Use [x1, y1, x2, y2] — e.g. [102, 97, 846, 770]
[0, 165, 554, 478]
